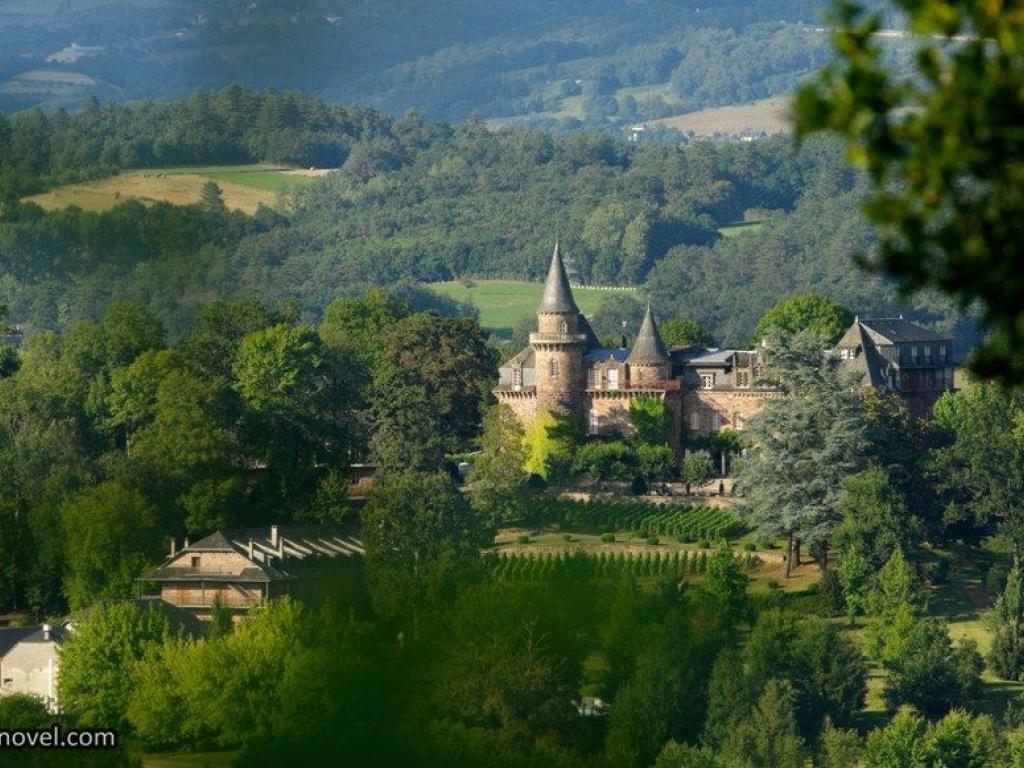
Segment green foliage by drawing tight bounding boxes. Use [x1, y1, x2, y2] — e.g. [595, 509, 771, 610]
[362, 472, 492, 631]
[836, 466, 923, 570]
[865, 549, 921, 663]
[60, 602, 171, 730]
[60, 482, 163, 609]
[574, 440, 637, 481]
[523, 411, 580, 482]
[470, 405, 530, 525]
[636, 443, 679, 481]
[988, 561, 1024, 681]
[838, 546, 870, 625]
[862, 707, 929, 767]
[629, 396, 673, 446]
[796, 0, 1024, 383]
[736, 330, 869, 561]
[0, 694, 53, 729]
[703, 542, 751, 637]
[751, 294, 853, 346]
[683, 454, 714, 488]
[660, 317, 714, 348]
[882, 618, 984, 719]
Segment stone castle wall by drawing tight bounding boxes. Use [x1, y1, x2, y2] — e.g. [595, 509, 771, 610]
[682, 389, 779, 437]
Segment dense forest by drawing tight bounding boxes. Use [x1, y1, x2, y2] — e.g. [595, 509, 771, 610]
[0, 0, 911, 130]
[0, 87, 971, 348]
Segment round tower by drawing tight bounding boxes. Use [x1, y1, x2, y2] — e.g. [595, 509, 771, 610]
[531, 242, 586, 415]
[627, 302, 672, 387]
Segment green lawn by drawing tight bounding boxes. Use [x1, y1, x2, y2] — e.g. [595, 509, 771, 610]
[155, 164, 321, 193]
[429, 279, 635, 338]
[718, 221, 765, 238]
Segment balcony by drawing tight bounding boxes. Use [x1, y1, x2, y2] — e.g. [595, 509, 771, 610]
[529, 332, 587, 344]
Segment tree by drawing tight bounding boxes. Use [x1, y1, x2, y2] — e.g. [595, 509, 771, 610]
[629, 396, 673, 446]
[751, 295, 852, 346]
[200, 181, 226, 215]
[362, 472, 491, 636]
[835, 467, 922, 570]
[99, 300, 166, 369]
[736, 331, 869, 575]
[656, 741, 724, 768]
[838, 546, 869, 626]
[370, 312, 496, 466]
[233, 323, 325, 427]
[796, 1, 1024, 383]
[683, 454, 714, 493]
[702, 543, 750, 639]
[60, 482, 163, 609]
[469, 405, 530, 525]
[60, 602, 170, 730]
[883, 619, 983, 718]
[0, 694, 53, 729]
[523, 410, 580, 482]
[863, 707, 929, 768]
[925, 710, 1004, 768]
[721, 679, 805, 768]
[988, 561, 1024, 681]
[661, 317, 714, 348]
[865, 549, 921, 664]
[931, 384, 1024, 554]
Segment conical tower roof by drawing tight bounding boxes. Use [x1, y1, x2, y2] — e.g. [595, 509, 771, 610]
[537, 241, 579, 314]
[627, 302, 671, 365]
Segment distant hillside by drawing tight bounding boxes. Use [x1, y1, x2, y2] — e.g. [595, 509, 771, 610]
[0, 0, 911, 134]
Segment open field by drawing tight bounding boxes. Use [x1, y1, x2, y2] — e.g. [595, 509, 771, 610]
[718, 221, 765, 238]
[648, 97, 792, 137]
[24, 165, 325, 215]
[429, 279, 635, 337]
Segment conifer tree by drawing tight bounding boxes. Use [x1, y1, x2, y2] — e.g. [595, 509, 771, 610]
[736, 330, 869, 575]
[988, 561, 1024, 680]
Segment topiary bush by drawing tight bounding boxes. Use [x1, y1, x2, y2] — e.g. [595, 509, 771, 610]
[646, 535, 660, 545]
[516, 534, 530, 545]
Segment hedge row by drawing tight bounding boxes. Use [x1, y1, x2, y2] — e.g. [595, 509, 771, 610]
[490, 550, 758, 582]
[526, 497, 745, 540]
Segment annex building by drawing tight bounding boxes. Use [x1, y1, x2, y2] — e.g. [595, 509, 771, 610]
[495, 243, 955, 445]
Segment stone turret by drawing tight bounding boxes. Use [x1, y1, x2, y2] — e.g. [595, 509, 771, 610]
[627, 302, 671, 387]
[531, 242, 586, 414]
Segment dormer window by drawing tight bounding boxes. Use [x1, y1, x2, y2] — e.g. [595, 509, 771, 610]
[700, 373, 715, 389]
[512, 367, 522, 389]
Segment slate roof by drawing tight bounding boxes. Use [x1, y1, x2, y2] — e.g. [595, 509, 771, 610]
[585, 347, 629, 364]
[858, 318, 950, 344]
[538, 241, 579, 314]
[0, 626, 38, 657]
[140, 524, 364, 585]
[626, 304, 671, 365]
[838, 322, 889, 387]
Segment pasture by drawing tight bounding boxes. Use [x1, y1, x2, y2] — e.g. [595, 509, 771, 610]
[429, 279, 635, 337]
[24, 165, 326, 215]
[647, 97, 792, 137]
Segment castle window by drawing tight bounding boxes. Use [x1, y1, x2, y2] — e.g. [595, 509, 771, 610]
[191, 556, 201, 568]
[734, 413, 745, 430]
[939, 344, 947, 362]
[587, 368, 598, 389]
[607, 369, 619, 390]
[689, 412, 701, 431]
[700, 373, 715, 389]
[512, 367, 522, 389]
[588, 409, 600, 435]
[548, 359, 559, 378]
[736, 371, 749, 388]
[560, 320, 568, 334]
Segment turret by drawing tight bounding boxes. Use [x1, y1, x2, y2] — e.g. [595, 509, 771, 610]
[627, 302, 671, 387]
[531, 242, 586, 414]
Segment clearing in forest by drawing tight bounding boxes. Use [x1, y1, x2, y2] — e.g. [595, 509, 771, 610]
[429, 279, 635, 337]
[24, 165, 327, 215]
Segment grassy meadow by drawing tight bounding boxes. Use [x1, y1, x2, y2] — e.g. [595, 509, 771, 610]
[429, 279, 635, 337]
[24, 164, 327, 215]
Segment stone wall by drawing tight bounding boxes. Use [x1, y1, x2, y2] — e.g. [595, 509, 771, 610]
[534, 345, 585, 415]
[496, 391, 539, 425]
[683, 389, 779, 438]
[169, 550, 250, 574]
[160, 582, 266, 610]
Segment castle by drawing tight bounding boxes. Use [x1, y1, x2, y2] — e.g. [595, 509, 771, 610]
[495, 243, 779, 447]
[495, 243, 957, 445]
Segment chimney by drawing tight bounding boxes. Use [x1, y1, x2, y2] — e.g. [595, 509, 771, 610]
[270, 525, 279, 549]
[247, 539, 254, 561]
[42, 623, 51, 641]
[170, 538, 176, 557]
[620, 320, 628, 350]
[183, 536, 190, 550]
